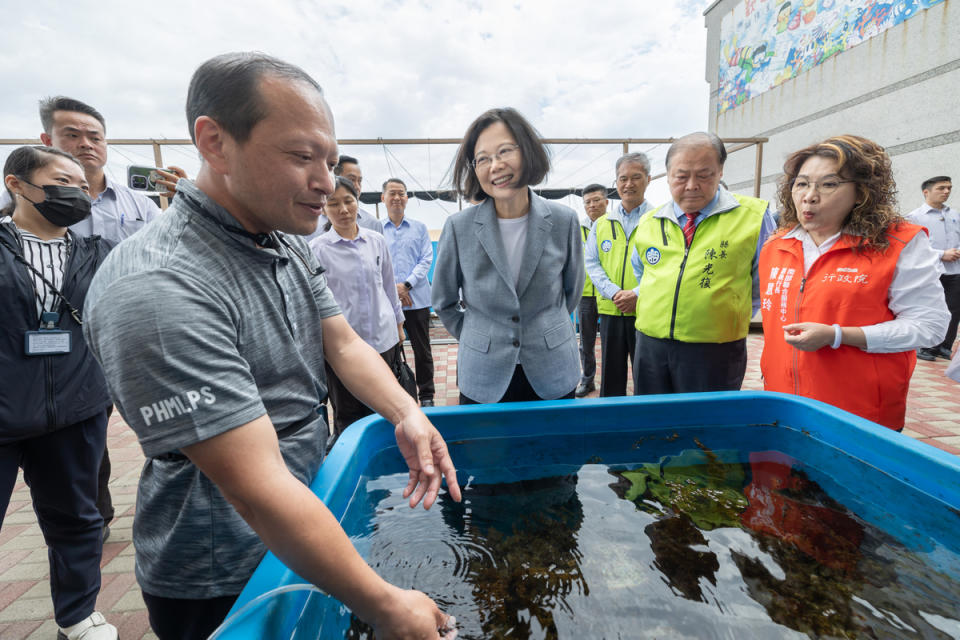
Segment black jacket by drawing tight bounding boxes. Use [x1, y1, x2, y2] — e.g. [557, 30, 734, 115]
[0, 221, 113, 442]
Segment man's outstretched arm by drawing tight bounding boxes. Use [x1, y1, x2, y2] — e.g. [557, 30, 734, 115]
[181, 416, 455, 639]
[322, 313, 462, 509]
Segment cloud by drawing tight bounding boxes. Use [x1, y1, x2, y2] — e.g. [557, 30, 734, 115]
[0, 0, 712, 227]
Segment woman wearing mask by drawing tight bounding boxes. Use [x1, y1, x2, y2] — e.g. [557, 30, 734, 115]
[310, 177, 406, 439]
[759, 135, 949, 430]
[432, 107, 583, 404]
[0, 146, 117, 639]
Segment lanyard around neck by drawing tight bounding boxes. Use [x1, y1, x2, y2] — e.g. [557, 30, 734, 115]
[0, 233, 83, 324]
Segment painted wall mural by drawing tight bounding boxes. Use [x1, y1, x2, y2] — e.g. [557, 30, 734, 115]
[717, 0, 945, 114]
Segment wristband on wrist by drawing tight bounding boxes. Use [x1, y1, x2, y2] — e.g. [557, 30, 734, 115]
[831, 324, 843, 349]
[403, 281, 412, 290]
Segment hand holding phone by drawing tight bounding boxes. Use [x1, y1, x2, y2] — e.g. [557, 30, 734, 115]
[128, 165, 188, 198]
[154, 166, 187, 198]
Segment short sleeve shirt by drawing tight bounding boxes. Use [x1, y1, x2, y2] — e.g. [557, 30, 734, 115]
[83, 179, 341, 598]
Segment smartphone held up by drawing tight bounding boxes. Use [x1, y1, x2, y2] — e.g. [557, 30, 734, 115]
[127, 165, 166, 192]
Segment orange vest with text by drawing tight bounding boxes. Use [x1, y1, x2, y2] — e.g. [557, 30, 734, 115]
[759, 223, 925, 430]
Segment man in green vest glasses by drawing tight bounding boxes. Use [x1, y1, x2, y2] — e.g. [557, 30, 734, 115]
[575, 184, 609, 396]
[628, 132, 776, 394]
[585, 153, 655, 396]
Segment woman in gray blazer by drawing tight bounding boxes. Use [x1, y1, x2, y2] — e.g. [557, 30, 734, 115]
[432, 108, 584, 403]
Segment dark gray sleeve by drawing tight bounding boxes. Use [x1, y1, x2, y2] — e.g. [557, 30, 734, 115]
[311, 270, 341, 319]
[84, 269, 268, 458]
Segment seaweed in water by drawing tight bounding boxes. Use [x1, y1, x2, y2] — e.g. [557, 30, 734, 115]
[645, 514, 720, 602]
[347, 475, 589, 640]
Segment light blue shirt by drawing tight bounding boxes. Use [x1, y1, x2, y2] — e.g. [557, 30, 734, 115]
[309, 227, 404, 353]
[907, 203, 960, 276]
[71, 174, 162, 242]
[629, 188, 777, 314]
[0, 173, 160, 243]
[383, 215, 433, 310]
[584, 200, 653, 301]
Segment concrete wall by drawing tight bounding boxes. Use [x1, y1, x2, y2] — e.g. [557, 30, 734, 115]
[703, 0, 958, 213]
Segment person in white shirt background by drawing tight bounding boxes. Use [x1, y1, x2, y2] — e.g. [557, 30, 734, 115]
[907, 176, 960, 361]
[310, 176, 405, 439]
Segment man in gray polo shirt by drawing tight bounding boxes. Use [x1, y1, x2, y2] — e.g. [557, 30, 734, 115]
[83, 52, 460, 640]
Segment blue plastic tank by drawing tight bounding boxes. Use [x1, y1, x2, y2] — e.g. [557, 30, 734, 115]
[212, 391, 960, 639]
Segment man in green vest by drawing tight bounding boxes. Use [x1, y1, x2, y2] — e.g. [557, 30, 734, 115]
[585, 153, 655, 396]
[575, 184, 609, 396]
[628, 132, 776, 394]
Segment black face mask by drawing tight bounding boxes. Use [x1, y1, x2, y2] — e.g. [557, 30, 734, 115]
[22, 182, 93, 227]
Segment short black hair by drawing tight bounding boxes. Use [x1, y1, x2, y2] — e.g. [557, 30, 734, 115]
[452, 107, 550, 202]
[335, 155, 359, 176]
[185, 52, 323, 145]
[382, 178, 407, 192]
[333, 176, 359, 199]
[665, 132, 727, 169]
[582, 184, 608, 197]
[38, 96, 106, 135]
[2, 145, 83, 215]
[922, 176, 951, 191]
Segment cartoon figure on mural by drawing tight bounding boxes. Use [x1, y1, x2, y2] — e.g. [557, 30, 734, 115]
[718, 0, 945, 115]
[776, 2, 793, 32]
[742, 43, 774, 85]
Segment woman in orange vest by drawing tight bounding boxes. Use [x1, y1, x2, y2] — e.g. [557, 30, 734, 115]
[759, 135, 949, 430]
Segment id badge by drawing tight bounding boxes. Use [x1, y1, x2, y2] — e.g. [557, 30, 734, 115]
[25, 330, 72, 355]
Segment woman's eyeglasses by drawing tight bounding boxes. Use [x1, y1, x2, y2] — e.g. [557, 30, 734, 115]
[791, 178, 854, 196]
[472, 144, 520, 171]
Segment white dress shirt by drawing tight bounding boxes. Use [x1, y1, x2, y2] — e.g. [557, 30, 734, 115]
[906, 203, 960, 276]
[309, 227, 404, 354]
[783, 226, 949, 352]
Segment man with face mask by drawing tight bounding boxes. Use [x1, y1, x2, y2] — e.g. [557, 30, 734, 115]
[0, 146, 117, 640]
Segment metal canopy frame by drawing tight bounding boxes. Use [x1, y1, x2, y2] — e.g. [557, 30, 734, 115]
[0, 136, 769, 208]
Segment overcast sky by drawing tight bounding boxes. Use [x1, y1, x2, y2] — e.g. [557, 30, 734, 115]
[0, 0, 713, 228]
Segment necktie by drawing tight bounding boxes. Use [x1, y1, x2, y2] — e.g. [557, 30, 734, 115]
[683, 212, 699, 246]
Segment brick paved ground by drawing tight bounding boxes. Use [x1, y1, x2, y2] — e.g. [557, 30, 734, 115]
[1, 328, 958, 639]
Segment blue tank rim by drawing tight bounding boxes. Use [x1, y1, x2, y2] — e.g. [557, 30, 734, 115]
[229, 390, 960, 629]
